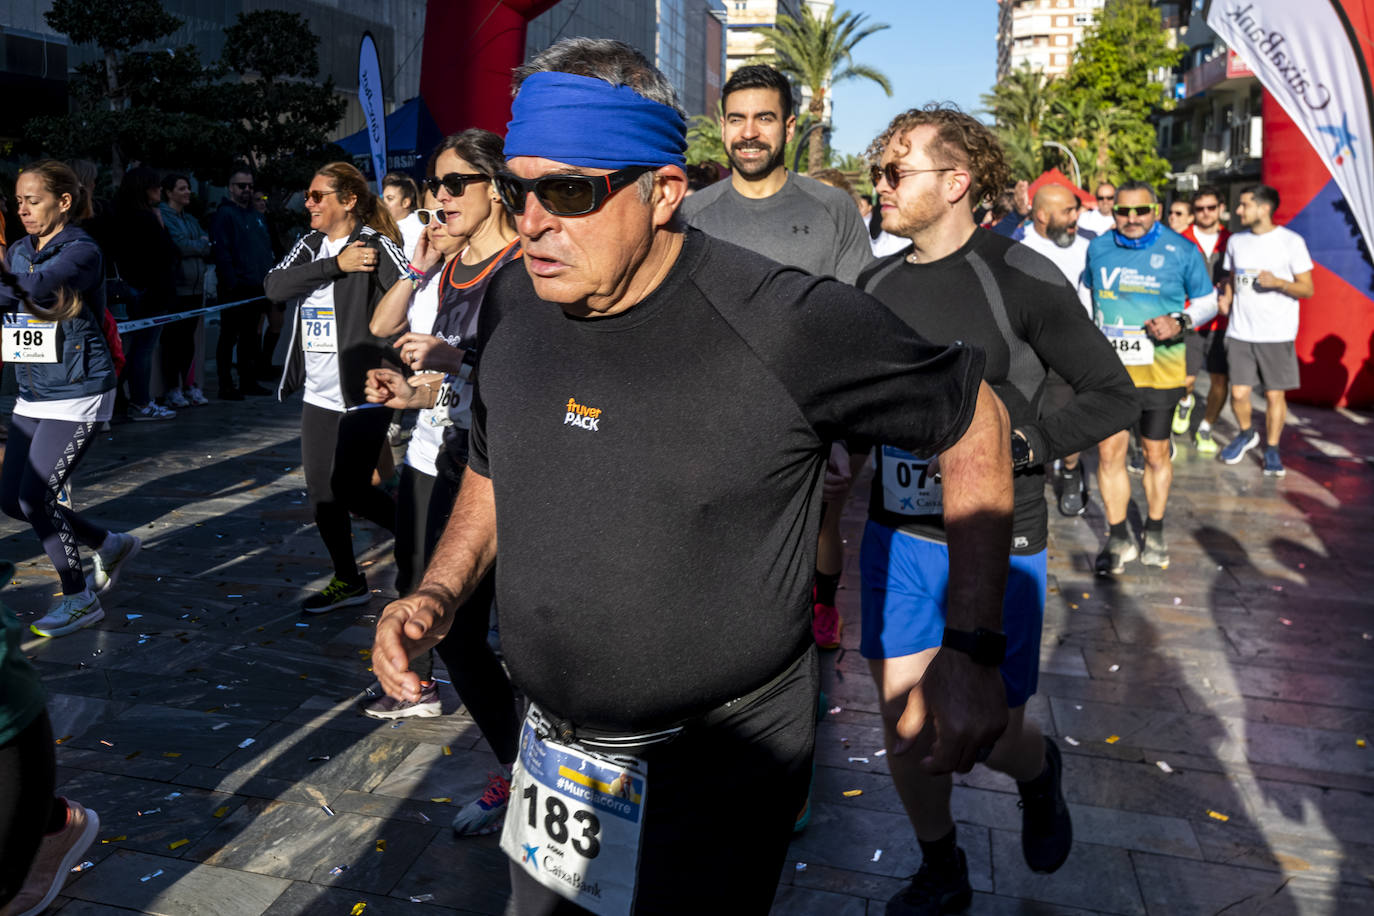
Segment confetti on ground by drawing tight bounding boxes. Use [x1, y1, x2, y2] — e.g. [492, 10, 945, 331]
[308, 755, 331, 762]
[99, 739, 114, 747]
[409, 895, 435, 903]
[1074, 704, 1083, 710]
[872, 849, 883, 862]
[138, 808, 161, 816]
[1108, 664, 1120, 672]
[70, 861, 95, 873]
[295, 622, 309, 628]
[237, 738, 255, 748]
[102, 835, 127, 844]
[164, 792, 182, 800]
[330, 865, 349, 876]
[214, 807, 229, 818]
[875, 749, 887, 758]
[1364, 633, 1372, 641]
[352, 905, 367, 916]
[1207, 809, 1230, 822]
[417, 812, 431, 823]
[795, 862, 807, 872]
[127, 614, 143, 620]
[169, 839, 189, 850]
[1173, 597, 1182, 605]
[1105, 735, 1120, 744]
[1064, 736, 1081, 746]
[442, 746, 451, 756]
[358, 649, 371, 658]
[212, 723, 229, 731]
[1069, 603, 1078, 610]
[375, 840, 386, 852]
[227, 594, 243, 598]
[842, 789, 863, 797]
[1358, 738, 1367, 748]
[162, 752, 182, 758]
[828, 706, 842, 715]
[848, 756, 870, 763]
[322, 805, 335, 816]
[55, 735, 73, 744]
[1280, 618, 1293, 626]
[430, 797, 451, 803]
[1082, 592, 1090, 599]
[140, 869, 164, 883]
[1156, 761, 1174, 774]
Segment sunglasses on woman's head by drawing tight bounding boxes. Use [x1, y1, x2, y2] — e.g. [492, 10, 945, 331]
[423, 173, 489, 197]
[1113, 204, 1154, 217]
[415, 208, 447, 226]
[494, 166, 653, 217]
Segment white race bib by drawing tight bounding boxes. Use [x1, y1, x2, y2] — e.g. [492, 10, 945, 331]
[1234, 267, 1261, 291]
[428, 379, 457, 428]
[500, 714, 648, 916]
[880, 445, 942, 517]
[300, 306, 337, 353]
[3, 314, 58, 364]
[1103, 324, 1155, 366]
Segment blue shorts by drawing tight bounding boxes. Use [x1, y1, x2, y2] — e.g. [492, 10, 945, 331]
[859, 521, 1047, 707]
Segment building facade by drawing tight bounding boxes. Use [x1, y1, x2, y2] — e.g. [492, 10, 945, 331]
[525, 0, 727, 117]
[995, 0, 1105, 80]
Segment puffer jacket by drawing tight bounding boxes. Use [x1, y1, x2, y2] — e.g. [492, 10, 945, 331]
[159, 202, 211, 297]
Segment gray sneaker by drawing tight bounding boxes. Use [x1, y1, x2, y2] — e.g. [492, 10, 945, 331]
[362, 682, 441, 719]
[89, 532, 141, 595]
[1095, 533, 1139, 575]
[1141, 529, 1169, 569]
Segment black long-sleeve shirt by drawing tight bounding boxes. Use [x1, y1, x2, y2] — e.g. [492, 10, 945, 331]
[859, 229, 1139, 553]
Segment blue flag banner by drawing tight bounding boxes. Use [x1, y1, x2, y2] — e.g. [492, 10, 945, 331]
[358, 32, 388, 190]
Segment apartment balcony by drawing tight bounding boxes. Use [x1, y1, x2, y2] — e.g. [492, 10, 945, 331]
[1183, 50, 1255, 98]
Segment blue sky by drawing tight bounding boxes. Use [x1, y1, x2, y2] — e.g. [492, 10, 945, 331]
[826, 1, 999, 160]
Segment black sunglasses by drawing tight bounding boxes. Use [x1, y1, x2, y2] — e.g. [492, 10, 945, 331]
[423, 173, 490, 197]
[415, 208, 446, 226]
[869, 163, 954, 188]
[1113, 204, 1154, 217]
[494, 166, 653, 217]
[1097, 193, 1115, 200]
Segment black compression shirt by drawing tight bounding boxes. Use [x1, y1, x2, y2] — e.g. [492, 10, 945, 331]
[469, 228, 985, 732]
[858, 229, 1137, 553]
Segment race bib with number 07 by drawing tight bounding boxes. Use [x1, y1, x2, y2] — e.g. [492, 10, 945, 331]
[500, 715, 648, 916]
[880, 445, 942, 517]
[1103, 324, 1155, 366]
[3, 314, 58, 363]
[300, 306, 337, 353]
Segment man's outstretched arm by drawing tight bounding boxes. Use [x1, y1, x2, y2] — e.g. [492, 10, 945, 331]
[372, 471, 497, 703]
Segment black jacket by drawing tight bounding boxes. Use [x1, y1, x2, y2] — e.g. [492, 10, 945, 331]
[2, 225, 117, 401]
[265, 224, 407, 408]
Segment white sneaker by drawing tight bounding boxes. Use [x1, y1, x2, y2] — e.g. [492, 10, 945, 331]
[128, 403, 176, 422]
[31, 589, 104, 637]
[164, 388, 190, 409]
[89, 532, 141, 595]
[185, 386, 209, 406]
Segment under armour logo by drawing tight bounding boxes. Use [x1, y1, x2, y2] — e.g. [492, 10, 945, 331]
[792, 225, 810, 234]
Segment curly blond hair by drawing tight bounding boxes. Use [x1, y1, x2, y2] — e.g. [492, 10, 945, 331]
[866, 104, 1010, 212]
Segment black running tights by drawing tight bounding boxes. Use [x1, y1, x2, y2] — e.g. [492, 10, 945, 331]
[300, 403, 396, 584]
[0, 415, 107, 594]
[0, 712, 66, 907]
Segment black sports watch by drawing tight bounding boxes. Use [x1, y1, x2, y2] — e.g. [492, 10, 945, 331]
[1169, 310, 1193, 331]
[942, 627, 1007, 666]
[1011, 429, 1034, 472]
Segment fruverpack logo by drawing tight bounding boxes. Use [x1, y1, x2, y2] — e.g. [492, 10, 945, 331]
[563, 397, 603, 431]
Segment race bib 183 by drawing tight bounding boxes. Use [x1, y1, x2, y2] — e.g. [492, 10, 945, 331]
[500, 715, 648, 916]
[3, 314, 58, 363]
[1103, 324, 1155, 366]
[880, 445, 942, 517]
[300, 306, 337, 353]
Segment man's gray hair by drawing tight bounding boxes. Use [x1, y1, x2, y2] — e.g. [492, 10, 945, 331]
[1116, 180, 1158, 203]
[513, 38, 684, 202]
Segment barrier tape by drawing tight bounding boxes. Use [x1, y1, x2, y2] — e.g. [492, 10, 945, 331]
[114, 296, 269, 334]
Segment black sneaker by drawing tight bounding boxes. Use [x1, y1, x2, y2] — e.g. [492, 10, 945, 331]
[302, 576, 370, 614]
[1017, 736, 1072, 873]
[1095, 532, 1139, 576]
[363, 681, 441, 719]
[885, 847, 972, 916]
[1057, 466, 1087, 517]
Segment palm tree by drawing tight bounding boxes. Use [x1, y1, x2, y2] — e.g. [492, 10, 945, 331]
[757, 4, 892, 174]
[686, 103, 726, 165]
[1048, 93, 1134, 187]
[980, 63, 1057, 180]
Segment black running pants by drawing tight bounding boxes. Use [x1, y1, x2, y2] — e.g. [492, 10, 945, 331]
[300, 403, 395, 584]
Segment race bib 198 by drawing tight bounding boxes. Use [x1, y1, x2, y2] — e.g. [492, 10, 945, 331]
[1103, 324, 1155, 366]
[500, 715, 648, 916]
[880, 445, 942, 517]
[300, 306, 337, 353]
[3, 314, 58, 363]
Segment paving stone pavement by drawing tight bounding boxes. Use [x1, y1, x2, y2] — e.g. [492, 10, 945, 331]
[4, 388, 1372, 915]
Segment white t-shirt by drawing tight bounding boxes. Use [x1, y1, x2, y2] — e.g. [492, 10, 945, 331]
[1193, 227, 1221, 259]
[398, 212, 424, 262]
[302, 234, 351, 412]
[401, 272, 449, 476]
[1018, 229, 1092, 316]
[406, 267, 440, 337]
[870, 229, 908, 258]
[1077, 208, 1114, 238]
[1223, 226, 1314, 343]
[15, 390, 115, 423]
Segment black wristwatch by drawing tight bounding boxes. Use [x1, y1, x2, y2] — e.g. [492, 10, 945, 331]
[1169, 310, 1192, 331]
[942, 627, 1007, 666]
[1011, 429, 1034, 472]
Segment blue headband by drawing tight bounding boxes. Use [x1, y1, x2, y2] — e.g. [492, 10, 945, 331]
[505, 72, 686, 170]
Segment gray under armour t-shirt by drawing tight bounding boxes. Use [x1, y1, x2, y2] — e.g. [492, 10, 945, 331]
[682, 172, 874, 284]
